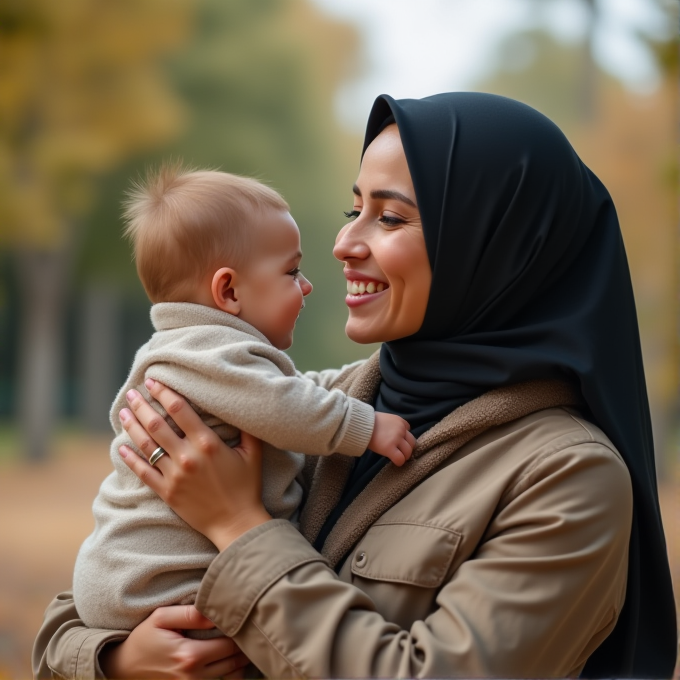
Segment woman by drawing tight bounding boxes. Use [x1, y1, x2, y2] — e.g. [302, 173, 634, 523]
[34, 93, 676, 678]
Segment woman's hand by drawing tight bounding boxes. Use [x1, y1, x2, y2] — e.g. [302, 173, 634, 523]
[119, 379, 272, 551]
[99, 605, 250, 680]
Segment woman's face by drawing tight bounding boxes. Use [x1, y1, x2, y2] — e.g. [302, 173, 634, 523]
[333, 125, 431, 344]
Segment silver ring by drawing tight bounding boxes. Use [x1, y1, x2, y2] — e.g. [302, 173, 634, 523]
[149, 446, 167, 466]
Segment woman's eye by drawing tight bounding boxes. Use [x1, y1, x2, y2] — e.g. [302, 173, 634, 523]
[344, 210, 361, 220]
[288, 267, 301, 279]
[379, 214, 405, 227]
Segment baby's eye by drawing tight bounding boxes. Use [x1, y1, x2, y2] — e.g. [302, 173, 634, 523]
[288, 267, 301, 279]
[344, 210, 361, 221]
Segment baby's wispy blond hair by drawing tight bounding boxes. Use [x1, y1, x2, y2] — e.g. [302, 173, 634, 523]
[123, 163, 289, 302]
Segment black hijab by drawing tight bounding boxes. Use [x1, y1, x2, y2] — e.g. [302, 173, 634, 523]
[319, 92, 676, 677]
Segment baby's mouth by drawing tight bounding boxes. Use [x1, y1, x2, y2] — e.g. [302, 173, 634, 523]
[346, 280, 387, 296]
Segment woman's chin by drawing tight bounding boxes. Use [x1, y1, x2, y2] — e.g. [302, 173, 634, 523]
[345, 319, 385, 345]
[345, 320, 374, 345]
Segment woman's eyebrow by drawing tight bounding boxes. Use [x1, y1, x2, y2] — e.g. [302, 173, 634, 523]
[352, 184, 416, 207]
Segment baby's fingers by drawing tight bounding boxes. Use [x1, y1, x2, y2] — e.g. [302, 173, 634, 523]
[388, 447, 407, 467]
[398, 437, 413, 461]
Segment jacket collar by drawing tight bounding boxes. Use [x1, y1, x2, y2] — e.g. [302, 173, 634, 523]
[300, 351, 581, 567]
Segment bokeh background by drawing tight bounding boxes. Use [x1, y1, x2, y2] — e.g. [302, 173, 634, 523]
[0, 0, 677, 676]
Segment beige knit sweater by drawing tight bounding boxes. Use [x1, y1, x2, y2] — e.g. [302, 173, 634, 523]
[73, 302, 374, 632]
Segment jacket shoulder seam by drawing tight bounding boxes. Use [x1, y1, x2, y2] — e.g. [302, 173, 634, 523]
[503, 437, 623, 505]
[565, 409, 596, 439]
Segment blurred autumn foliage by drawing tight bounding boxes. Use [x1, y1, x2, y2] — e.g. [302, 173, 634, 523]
[477, 8, 679, 472]
[0, 0, 192, 460]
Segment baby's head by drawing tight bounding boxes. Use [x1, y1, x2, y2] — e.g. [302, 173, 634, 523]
[124, 163, 312, 349]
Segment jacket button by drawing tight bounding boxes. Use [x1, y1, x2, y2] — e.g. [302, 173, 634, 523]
[355, 551, 367, 568]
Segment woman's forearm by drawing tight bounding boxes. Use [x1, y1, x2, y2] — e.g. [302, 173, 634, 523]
[32, 591, 128, 680]
[33, 592, 250, 680]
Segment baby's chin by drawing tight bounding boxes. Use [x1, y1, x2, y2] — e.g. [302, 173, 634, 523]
[271, 333, 294, 351]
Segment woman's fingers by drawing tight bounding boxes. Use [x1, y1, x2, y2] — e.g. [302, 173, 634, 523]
[184, 637, 243, 667]
[406, 430, 417, 448]
[145, 379, 216, 444]
[124, 389, 184, 455]
[149, 605, 218, 632]
[204, 652, 250, 678]
[119, 446, 166, 495]
[119, 409, 171, 474]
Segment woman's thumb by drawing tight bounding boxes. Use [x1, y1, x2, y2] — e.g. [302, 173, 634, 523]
[152, 605, 215, 630]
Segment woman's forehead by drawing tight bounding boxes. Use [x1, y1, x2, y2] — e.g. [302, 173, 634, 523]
[357, 126, 416, 198]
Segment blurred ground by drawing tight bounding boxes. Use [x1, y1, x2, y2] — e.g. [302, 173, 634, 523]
[0, 433, 678, 678]
[0, 433, 112, 679]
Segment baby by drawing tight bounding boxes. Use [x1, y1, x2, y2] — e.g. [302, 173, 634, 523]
[73, 164, 413, 633]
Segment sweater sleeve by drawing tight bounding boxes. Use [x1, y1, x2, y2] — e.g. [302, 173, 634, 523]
[32, 592, 127, 680]
[146, 345, 374, 458]
[297, 359, 368, 391]
[195, 442, 632, 678]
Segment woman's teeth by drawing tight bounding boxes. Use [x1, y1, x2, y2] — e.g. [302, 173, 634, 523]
[346, 280, 386, 295]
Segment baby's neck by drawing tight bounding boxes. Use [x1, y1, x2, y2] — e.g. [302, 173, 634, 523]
[186, 285, 220, 310]
[159, 283, 222, 312]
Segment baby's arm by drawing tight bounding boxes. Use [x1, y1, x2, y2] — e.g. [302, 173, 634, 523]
[369, 412, 416, 466]
[146, 342, 371, 458]
[297, 358, 368, 391]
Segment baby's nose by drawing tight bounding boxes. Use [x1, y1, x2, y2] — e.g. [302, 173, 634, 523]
[300, 274, 313, 295]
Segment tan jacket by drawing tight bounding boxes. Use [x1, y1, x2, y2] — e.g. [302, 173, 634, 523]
[33, 354, 633, 679]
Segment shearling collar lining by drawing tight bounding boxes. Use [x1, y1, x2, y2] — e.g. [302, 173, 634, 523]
[300, 351, 581, 567]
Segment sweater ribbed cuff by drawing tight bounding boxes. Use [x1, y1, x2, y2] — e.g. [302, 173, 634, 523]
[336, 398, 375, 457]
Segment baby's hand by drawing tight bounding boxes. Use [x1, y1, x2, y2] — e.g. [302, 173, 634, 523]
[368, 413, 416, 466]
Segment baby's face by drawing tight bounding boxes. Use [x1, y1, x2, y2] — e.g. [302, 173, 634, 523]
[237, 210, 312, 349]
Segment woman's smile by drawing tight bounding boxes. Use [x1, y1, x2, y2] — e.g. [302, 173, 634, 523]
[344, 269, 389, 306]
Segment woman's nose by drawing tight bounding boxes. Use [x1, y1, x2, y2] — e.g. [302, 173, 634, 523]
[333, 221, 370, 262]
[300, 274, 313, 296]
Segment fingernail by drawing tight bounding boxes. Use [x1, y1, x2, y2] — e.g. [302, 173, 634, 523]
[145, 378, 155, 390]
[119, 447, 128, 459]
[120, 409, 130, 423]
[126, 390, 137, 402]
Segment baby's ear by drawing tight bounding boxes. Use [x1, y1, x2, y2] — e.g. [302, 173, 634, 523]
[211, 267, 240, 315]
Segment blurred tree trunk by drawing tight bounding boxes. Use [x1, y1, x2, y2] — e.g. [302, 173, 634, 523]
[79, 285, 121, 432]
[15, 246, 72, 461]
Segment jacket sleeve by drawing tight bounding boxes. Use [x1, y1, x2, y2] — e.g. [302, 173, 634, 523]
[147, 351, 374, 458]
[32, 591, 128, 680]
[195, 442, 633, 678]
